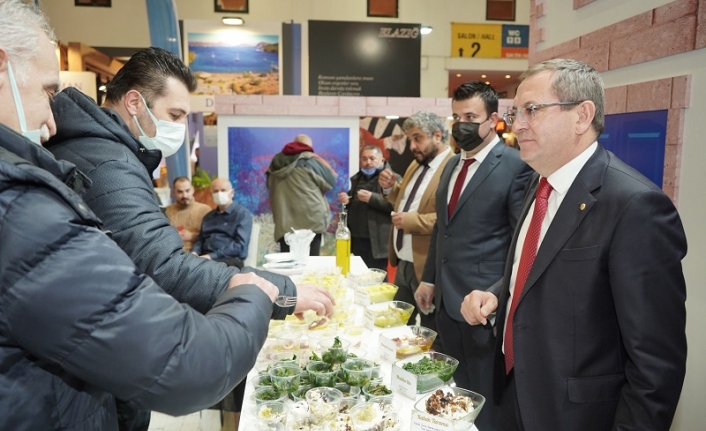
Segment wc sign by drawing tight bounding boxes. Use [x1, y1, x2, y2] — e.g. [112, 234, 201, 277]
[502, 25, 529, 58]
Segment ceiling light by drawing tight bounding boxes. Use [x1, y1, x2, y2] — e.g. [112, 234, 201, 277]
[481, 74, 487, 79]
[386, 115, 400, 119]
[222, 17, 245, 26]
[456, 73, 461, 77]
[505, 74, 511, 79]
[420, 26, 433, 35]
[485, 81, 490, 85]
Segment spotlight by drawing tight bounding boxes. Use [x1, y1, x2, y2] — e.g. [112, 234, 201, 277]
[222, 17, 244, 26]
[420, 26, 433, 35]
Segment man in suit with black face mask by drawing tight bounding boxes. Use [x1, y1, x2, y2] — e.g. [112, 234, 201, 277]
[415, 81, 533, 431]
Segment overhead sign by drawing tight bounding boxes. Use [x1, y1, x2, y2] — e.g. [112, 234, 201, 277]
[451, 23, 528, 59]
[309, 20, 421, 97]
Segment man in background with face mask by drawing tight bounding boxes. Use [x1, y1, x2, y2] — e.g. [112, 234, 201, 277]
[46, 47, 335, 431]
[338, 145, 396, 273]
[192, 177, 252, 269]
[414, 82, 532, 431]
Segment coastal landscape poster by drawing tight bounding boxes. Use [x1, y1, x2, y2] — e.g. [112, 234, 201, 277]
[187, 31, 279, 95]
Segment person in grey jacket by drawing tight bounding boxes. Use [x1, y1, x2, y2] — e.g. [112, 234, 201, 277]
[0, 2, 289, 429]
[267, 134, 338, 255]
[337, 145, 396, 273]
[45, 49, 334, 430]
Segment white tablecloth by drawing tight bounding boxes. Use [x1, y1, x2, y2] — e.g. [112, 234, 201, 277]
[241, 256, 480, 430]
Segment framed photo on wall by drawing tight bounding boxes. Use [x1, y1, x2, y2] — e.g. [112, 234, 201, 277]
[75, 0, 111, 7]
[214, 0, 249, 13]
[487, 0, 515, 21]
[367, 0, 398, 18]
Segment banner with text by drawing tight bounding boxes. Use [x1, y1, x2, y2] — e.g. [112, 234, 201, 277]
[309, 20, 421, 97]
[451, 23, 529, 59]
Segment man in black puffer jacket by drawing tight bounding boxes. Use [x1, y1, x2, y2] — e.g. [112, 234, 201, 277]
[0, 2, 289, 429]
[46, 43, 335, 431]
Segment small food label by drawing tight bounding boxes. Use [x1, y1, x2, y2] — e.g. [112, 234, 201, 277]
[391, 365, 417, 399]
[364, 308, 376, 331]
[410, 410, 454, 431]
[354, 288, 372, 307]
[379, 334, 398, 363]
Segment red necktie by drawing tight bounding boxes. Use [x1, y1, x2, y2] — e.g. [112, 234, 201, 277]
[396, 164, 430, 251]
[504, 178, 552, 374]
[447, 158, 475, 218]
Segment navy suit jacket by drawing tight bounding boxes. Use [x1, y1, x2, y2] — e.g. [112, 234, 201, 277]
[491, 144, 687, 431]
[421, 141, 532, 322]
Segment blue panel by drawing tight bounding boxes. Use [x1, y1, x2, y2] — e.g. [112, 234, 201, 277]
[599, 110, 668, 187]
[145, 0, 189, 184]
[501, 25, 529, 48]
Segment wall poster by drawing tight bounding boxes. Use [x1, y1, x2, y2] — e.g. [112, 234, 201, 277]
[186, 31, 279, 95]
[309, 20, 422, 97]
[218, 116, 358, 261]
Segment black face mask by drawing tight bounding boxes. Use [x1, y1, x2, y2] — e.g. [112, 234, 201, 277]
[452, 119, 491, 152]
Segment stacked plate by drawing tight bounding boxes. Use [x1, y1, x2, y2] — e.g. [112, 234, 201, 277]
[262, 252, 305, 275]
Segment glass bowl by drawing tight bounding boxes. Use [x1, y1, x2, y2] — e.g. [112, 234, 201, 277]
[414, 386, 486, 430]
[382, 325, 438, 359]
[349, 401, 400, 431]
[305, 387, 343, 424]
[251, 373, 273, 390]
[366, 301, 414, 328]
[361, 381, 393, 401]
[360, 282, 398, 303]
[253, 386, 287, 405]
[255, 401, 288, 425]
[306, 361, 338, 387]
[341, 358, 375, 387]
[394, 352, 459, 393]
[335, 382, 362, 401]
[349, 268, 387, 286]
[267, 363, 302, 394]
[317, 337, 351, 365]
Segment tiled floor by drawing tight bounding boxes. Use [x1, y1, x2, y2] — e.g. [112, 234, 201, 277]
[148, 410, 222, 431]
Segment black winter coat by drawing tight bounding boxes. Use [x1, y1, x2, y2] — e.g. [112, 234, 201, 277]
[0, 124, 274, 430]
[46, 88, 296, 315]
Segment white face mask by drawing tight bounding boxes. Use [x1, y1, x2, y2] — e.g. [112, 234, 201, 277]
[132, 94, 186, 157]
[7, 62, 48, 145]
[212, 191, 231, 206]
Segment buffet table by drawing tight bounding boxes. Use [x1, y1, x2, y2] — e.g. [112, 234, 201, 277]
[240, 256, 481, 430]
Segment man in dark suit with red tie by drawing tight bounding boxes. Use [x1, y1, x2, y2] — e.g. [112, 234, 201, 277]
[414, 82, 532, 431]
[463, 59, 687, 431]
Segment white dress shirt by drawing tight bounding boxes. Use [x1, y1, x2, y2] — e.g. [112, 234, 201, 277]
[394, 147, 451, 262]
[502, 142, 598, 352]
[446, 136, 500, 203]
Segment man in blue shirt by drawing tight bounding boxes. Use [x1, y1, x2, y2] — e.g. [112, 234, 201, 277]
[192, 177, 252, 268]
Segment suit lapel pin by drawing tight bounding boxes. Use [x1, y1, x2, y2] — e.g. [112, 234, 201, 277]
[580, 203, 586, 211]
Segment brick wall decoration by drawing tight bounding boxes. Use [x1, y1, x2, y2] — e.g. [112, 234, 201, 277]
[529, 0, 702, 205]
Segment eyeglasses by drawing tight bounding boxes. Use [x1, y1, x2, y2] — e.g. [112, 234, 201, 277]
[503, 101, 583, 126]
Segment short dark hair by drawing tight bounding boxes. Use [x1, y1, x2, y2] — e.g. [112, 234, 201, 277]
[172, 176, 191, 188]
[105, 47, 197, 106]
[452, 81, 499, 116]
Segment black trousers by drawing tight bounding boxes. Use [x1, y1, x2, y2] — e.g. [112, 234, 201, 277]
[436, 302, 498, 431]
[351, 237, 388, 276]
[498, 370, 525, 431]
[278, 233, 322, 256]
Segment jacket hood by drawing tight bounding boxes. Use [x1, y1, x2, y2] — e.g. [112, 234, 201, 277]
[46, 87, 163, 173]
[268, 151, 314, 178]
[0, 123, 100, 224]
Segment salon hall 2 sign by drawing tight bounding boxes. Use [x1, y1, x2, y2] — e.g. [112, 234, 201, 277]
[451, 23, 529, 59]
